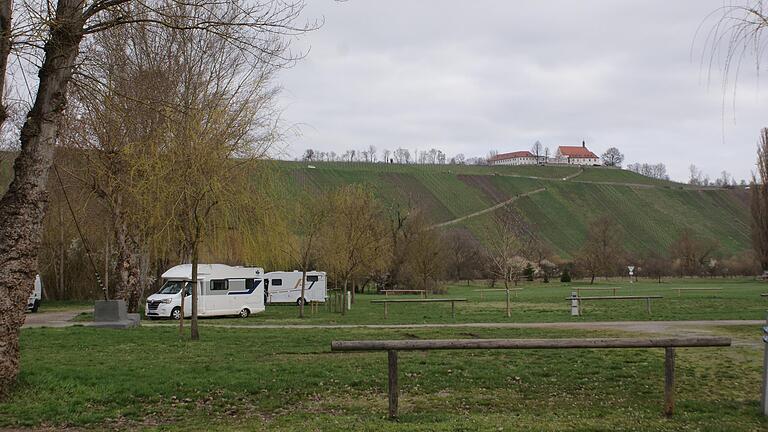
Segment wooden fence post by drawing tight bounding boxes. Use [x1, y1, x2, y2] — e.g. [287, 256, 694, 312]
[388, 350, 399, 418]
[505, 288, 511, 318]
[664, 347, 675, 417]
[384, 302, 389, 319]
[646, 298, 652, 315]
[451, 301, 456, 319]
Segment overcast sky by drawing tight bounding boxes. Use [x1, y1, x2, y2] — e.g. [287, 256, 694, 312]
[278, 1, 768, 182]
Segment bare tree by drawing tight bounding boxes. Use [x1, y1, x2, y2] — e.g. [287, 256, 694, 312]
[575, 216, 625, 284]
[752, 128, 768, 271]
[640, 250, 671, 283]
[688, 164, 710, 186]
[283, 194, 329, 317]
[0, 0, 313, 393]
[531, 140, 544, 164]
[319, 184, 390, 313]
[601, 147, 624, 167]
[668, 229, 719, 276]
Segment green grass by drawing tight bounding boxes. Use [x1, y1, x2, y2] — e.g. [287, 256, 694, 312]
[59, 278, 760, 327]
[236, 278, 768, 325]
[2, 323, 766, 431]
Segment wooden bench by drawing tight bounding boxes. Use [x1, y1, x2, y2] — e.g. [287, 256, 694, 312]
[474, 288, 523, 301]
[567, 295, 663, 315]
[674, 288, 722, 297]
[331, 336, 731, 418]
[381, 289, 427, 298]
[370, 298, 467, 319]
[574, 287, 619, 296]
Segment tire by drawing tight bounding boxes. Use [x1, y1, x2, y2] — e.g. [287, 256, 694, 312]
[170, 307, 181, 320]
[296, 297, 307, 306]
[239, 308, 250, 318]
[31, 300, 40, 313]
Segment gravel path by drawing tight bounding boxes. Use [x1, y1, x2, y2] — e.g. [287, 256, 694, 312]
[22, 309, 91, 328]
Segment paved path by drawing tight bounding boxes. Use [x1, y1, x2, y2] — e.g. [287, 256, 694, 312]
[431, 187, 547, 229]
[143, 319, 763, 332]
[22, 309, 91, 328]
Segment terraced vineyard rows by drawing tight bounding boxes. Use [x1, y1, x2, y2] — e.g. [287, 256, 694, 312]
[282, 162, 750, 258]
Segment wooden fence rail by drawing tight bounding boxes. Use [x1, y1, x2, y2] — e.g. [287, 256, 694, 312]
[567, 295, 663, 315]
[674, 288, 722, 297]
[370, 298, 467, 319]
[575, 287, 619, 296]
[381, 289, 427, 298]
[331, 337, 731, 419]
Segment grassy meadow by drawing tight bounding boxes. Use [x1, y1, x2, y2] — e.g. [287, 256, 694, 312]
[121, 278, 768, 326]
[2, 324, 766, 431]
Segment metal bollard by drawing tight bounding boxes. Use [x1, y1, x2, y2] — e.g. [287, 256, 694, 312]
[571, 292, 580, 316]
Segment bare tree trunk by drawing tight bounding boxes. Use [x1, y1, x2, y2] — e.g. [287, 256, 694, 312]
[342, 279, 347, 315]
[299, 268, 306, 318]
[0, 0, 84, 396]
[58, 205, 65, 297]
[114, 211, 142, 312]
[0, 0, 12, 127]
[190, 247, 199, 340]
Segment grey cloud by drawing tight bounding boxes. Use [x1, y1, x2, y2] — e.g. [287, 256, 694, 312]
[280, 0, 767, 181]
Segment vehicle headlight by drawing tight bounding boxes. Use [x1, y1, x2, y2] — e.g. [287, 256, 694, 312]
[160, 298, 173, 304]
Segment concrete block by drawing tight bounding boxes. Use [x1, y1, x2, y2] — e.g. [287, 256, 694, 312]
[92, 300, 140, 329]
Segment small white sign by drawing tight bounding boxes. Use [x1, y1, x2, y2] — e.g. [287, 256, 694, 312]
[628, 265, 635, 275]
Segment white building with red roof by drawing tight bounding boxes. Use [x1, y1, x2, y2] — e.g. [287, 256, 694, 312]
[555, 142, 600, 165]
[488, 150, 538, 166]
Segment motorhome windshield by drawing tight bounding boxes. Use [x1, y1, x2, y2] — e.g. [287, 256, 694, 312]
[158, 281, 188, 294]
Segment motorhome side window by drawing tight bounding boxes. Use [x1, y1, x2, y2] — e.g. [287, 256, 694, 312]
[272, 279, 283, 286]
[246, 279, 260, 291]
[306, 275, 319, 282]
[211, 279, 228, 291]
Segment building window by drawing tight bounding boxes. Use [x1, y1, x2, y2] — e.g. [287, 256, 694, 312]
[211, 279, 228, 291]
[272, 279, 283, 286]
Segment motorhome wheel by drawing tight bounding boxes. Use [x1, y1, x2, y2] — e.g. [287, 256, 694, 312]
[239, 308, 250, 318]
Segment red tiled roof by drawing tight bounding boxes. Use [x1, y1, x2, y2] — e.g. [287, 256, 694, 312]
[557, 146, 598, 159]
[490, 151, 534, 161]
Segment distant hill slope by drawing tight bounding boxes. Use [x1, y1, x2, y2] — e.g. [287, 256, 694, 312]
[280, 161, 750, 258]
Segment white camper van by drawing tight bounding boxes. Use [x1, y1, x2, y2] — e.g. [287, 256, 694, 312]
[26, 274, 42, 313]
[264, 271, 327, 305]
[145, 264, 264, 320]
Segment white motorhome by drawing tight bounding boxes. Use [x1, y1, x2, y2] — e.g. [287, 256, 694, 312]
[26, 274, 42, 313]
[145, 264, 264, 320]
[264, 271, 327, 305]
